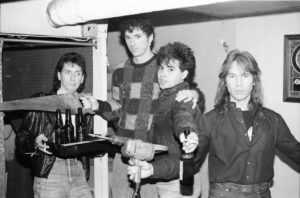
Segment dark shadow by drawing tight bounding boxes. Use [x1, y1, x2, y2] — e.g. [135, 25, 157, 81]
[4, 111, 33, 168]
[5, 159, 34, 198]
[4, 112, 34, 198]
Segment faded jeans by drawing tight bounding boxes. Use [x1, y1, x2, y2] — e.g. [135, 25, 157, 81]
[155, 171, 202, 198]
[33, 158, 92, 198]
[111, 153, 158, 198]
[111, 153, 202, 198]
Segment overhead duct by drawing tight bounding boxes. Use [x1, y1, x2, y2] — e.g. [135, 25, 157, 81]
[46, 0, 232, 27]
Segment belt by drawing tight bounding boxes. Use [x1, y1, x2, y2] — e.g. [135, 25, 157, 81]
[211, 181, 272, 193]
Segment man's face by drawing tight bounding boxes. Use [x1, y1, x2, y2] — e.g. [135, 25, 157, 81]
[58, 62, 84, 94]
[124, 28, 153, 58]
[226, 61, 254, 105]
[157, 59, 187, 90]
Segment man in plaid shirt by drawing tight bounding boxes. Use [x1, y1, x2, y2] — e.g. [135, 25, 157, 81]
[81, 18, 204, 198]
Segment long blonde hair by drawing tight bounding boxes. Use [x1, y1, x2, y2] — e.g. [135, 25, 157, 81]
[214, 49, 263, 112]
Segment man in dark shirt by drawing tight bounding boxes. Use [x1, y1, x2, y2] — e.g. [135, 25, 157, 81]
[127, 42, 202, 197]
[195, 49, 300, 198]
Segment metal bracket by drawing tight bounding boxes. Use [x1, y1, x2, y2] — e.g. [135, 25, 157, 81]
[82, 24, 98, 38]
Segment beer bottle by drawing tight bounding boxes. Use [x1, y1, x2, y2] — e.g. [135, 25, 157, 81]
[76, 107, 86, 142]
[53, 109, 64, 144]
[64, 109, 74, 143]
[180, 128, 194, 196]
[76, 107, 90, 181]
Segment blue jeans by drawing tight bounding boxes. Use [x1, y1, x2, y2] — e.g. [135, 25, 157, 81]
[111, 153, 158, 198]
[33, 158, 92, 198]
[155, 171, 202, 198]
[209, 183, 271, 198]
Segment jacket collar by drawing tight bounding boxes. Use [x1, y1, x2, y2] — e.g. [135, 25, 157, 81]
[226, 101, 262, 115]
[159, 82, 189, 97]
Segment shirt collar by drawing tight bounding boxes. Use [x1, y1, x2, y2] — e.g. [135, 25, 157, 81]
[226, 101, 262, 115]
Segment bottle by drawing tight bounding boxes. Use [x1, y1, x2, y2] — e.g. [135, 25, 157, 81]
[64, 108, 74, 143]
[180, 128, 194, 195]
[76, 107, 86, 142]
[76, 107, 90, 181]
[53, 109, 64, 144]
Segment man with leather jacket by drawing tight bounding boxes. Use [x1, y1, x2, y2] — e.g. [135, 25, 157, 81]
[16, 52, 93, 198]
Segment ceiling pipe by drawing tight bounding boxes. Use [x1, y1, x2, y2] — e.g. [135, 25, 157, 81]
[46, 0, 233, 27]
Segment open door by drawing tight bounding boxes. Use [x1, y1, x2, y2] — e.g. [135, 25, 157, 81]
[0, 34, 94, 198]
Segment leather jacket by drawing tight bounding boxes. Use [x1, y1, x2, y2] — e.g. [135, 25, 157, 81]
[151, 82, 202, 180]
[16, 92, 94, 179]
[195, 102, 300, 184]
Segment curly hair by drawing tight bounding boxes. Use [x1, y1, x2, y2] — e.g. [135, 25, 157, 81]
[119, 18, 154, 37]
[157, 42, 196, 86]
[51, 52, 87, 93]
[119, 18, 155, 49]
[214, 49, 263, 112]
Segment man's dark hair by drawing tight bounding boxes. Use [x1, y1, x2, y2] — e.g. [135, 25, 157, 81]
[119, 18, 155, 49]
[52, 52, 87, 93]
[157, 42, 196, 86]
[119, 18, 154, 37]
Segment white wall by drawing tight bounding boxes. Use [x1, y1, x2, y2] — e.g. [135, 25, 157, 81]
[155, 20, 237, 111]
[235, 13, 300, 198]
[0, 0, 82, 37]
[107, 12, 300, 198]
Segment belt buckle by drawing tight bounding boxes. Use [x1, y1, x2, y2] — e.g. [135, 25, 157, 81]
[241, 187, 247, 193]
[255, 182, 268, 193]
[241, 184, 256, 193]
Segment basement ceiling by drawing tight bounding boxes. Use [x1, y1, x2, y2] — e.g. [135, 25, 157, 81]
[1, 1, 300, 31]
[182, 1, 300, 18]
[107, 1, 300, 31]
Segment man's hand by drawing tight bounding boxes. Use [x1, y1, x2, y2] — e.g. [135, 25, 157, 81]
[79, 93, 99, 111]
[179, 132, 199, 153]
[175, 89, 199, 109]
[127, 159, 154, 180]
[35, 134, 52, 155]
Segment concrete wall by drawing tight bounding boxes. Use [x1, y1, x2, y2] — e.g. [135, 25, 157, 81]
[107, 12, 300, 198]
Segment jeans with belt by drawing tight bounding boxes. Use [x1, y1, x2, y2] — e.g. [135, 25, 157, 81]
[33, 158, 92, 198]
[209, 182, 271, 198]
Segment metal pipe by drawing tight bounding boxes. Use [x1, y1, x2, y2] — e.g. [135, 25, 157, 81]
[47, 0, 230, 27]
[2, 38, 95, 47]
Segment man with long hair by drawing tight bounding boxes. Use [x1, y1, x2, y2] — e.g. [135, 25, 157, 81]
[195, 49, 300, 198]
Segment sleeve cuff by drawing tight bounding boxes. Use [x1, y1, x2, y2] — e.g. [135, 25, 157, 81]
[94, 100, 112, 115]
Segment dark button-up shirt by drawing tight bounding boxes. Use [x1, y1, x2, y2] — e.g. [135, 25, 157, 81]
[196, 102, 300, 185]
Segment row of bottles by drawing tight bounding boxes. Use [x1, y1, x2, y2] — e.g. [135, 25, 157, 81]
[53, 107, 86, 144]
